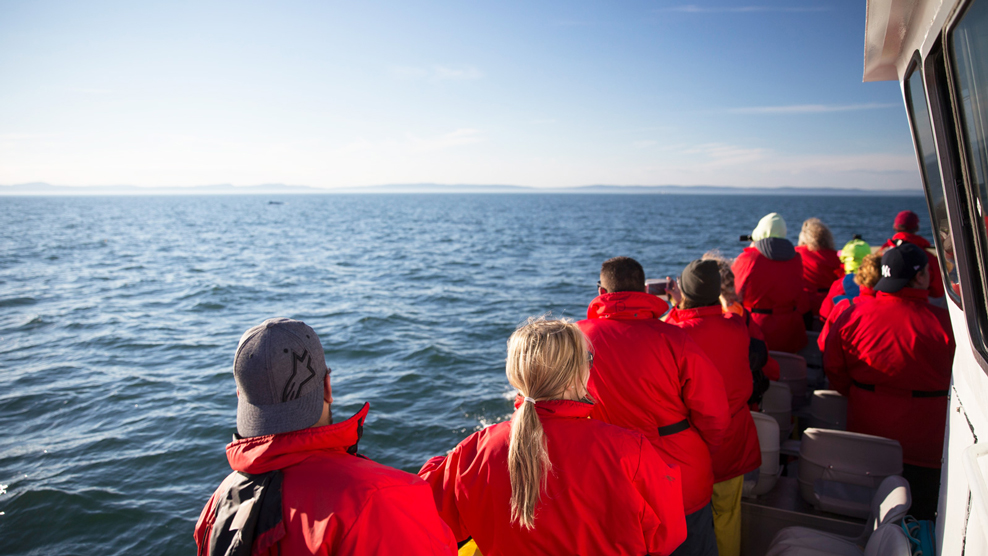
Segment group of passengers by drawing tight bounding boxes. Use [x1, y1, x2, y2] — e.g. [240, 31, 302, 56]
[193, 210, 955, 556]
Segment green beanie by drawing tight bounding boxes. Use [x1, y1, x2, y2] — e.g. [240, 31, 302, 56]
[840, 238, 872, 273]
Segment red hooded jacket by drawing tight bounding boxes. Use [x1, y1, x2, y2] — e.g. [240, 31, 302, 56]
[795, 246, 844, 317]
[418, 398, 687, 556]
[578, 291, 731, 515]
[817, 286, 874, 351]
[195, 404, 457, 556]
[732, 239, 809, 353]
[666, 306, 762, 482]
[823, 288, 955, 468]
[882, 232, 945, 298]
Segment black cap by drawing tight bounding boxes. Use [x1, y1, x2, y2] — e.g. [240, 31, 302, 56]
[680, 259, 721, 306]
[875, 243, 928, 293]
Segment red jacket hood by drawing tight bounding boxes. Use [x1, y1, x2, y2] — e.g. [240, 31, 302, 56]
[877, 287, 930, 303]
[226, 402, 370, 474]
[667, 305, 723, 324]
[587, 291, 669, 320]
[884, 232, 932, 249]
[512, 396, 595, 418]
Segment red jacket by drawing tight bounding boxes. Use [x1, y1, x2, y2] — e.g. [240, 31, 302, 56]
[732, 239, 809, 353]
[823, 288, 955, 468]
[578, 291, 731, 514]
[418, 398, 687, 556]
[795, 246, 844, 317]
[195, 404, 457, 556]
[882, 232, 945, 298]
[817, 286, 874, 351]
[667, 306, 762, 482]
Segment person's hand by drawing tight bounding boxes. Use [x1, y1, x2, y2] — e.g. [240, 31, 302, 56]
[666, 276, 682, 306]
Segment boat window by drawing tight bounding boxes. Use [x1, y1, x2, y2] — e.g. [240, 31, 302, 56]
[905, 58, 962, 303]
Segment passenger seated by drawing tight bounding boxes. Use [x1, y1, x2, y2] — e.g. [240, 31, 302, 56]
[733, 213, 809, 353]
[819, 236, 872, 320]
[419, 318, 687, 556]
[194, 318, 457, 556]
[881, 210, 946, 300]
[818, 253, 881, 351]
[795, 218, 844, 326]
[579, 256, 729, 556]
[823, 243, 955, 520]
[665, 260, 761, 556]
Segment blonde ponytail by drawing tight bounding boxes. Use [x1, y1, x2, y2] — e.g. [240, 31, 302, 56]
[505, 317, 591, 530]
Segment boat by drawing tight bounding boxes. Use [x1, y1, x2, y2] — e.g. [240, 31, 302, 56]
[737, 1, 988, 554]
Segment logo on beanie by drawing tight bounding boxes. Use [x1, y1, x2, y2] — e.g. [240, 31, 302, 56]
[882, 265, 891, 278]
[282, 349, 317, 402]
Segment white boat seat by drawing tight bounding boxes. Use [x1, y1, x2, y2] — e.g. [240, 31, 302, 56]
[744, 411, 782, 497]
[809, 390, 848, 430]
[798, 429, 903, 519]
[761, 381, 794, 443]
[770, 351, 809, 408]
[765, 522, 910, 556]
[768, 475, 911, 552]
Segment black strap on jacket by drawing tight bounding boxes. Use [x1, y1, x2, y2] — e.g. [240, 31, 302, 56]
[750, 308, 773, 314]
[851, 378, 949, 398]
[658, 419, 690, 436]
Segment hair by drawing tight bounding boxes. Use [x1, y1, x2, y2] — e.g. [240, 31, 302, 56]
[702, 250, 741, 305]
[798, 218, 836, 251]
[505, 317, 591, 530]
[855, 253, 883, 289]
[599, 256, 645, 292]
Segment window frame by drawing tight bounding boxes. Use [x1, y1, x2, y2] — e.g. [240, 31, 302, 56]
[904, 50, 964, 308]
[943, 0, 988, 372]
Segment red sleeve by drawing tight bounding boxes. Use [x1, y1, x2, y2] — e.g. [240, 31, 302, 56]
[194, 493, 217, 556]
[793, 254, 811, 314]
[762, 355, 780, 382]
[927, 253, 946, 298]
[678, 337, 730, 449]
[819, 278, 845, 320]
[823, 309, 854, 397]
[635, 437, 687, 556]
[336, 483, 458, 556]
[732, 251, 756, 298]
[418, 451, 470, 543]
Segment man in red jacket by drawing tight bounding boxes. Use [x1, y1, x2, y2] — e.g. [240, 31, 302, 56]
[732, 213, 809, 353]
[666, 260, 760, 556]
[882, 210, 945, 300]
[195, 318, 457, 556]
[824, 244, 954, 521]
[579, 257, 731, 556]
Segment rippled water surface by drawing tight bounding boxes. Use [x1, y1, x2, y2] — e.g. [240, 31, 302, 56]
[0, 193, 927, 555]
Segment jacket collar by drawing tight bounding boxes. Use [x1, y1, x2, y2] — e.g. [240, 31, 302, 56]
[891, 232, 931, 249]
[876, 287, 929, 303]
[753, 237, 797, 261]
[226, 402, 370, 474]
[586, 291, 669, 320]
[669, 305, 723, 322]
[513, 395, 594, 419]
[860, 285, 875, 297]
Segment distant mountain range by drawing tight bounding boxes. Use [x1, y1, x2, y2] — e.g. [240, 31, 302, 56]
[0, 182, 924, 196]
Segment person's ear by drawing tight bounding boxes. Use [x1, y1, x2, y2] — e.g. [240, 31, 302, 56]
[598, 286, 607, 295]
[323, 374, 333, 404]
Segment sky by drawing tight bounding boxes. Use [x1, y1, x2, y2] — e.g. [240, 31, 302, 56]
[0, 1, 920, 191]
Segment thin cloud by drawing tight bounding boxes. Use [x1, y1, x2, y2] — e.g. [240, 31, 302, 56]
[728, 103, 899, 114]
[659, 5, 830, 13]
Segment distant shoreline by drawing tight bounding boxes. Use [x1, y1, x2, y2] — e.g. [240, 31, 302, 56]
[0, 183, 924, 197]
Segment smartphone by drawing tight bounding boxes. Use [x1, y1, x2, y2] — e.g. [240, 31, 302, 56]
[646, 278, 671, 296]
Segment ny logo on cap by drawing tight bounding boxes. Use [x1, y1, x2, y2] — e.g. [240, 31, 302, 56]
[283, 349, 317, 402]
[882, 265, 891, 278]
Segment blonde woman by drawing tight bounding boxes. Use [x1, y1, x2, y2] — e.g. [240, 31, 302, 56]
[419, 317, 687, 556]
[795, 217, 844, 320]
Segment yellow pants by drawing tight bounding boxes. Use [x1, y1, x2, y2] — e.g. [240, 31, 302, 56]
[458, 539, 482, 556]
[711, 475, 743, 556]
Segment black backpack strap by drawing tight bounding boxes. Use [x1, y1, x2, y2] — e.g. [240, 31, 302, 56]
[208, 470, 285, 556]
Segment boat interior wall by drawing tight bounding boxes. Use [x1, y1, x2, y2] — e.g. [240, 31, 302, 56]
[798, 429, 904, 519]
[865, 0, 961, 82]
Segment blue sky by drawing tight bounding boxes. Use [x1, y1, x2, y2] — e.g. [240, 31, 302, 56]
[0, 1, 918, 190]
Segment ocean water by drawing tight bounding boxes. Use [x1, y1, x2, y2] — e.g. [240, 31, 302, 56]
[0, 193, 927, 555]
